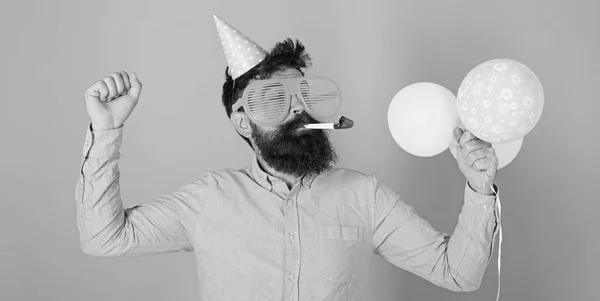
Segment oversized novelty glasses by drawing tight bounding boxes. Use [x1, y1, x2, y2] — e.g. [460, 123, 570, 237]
[232, 77, 341, 127]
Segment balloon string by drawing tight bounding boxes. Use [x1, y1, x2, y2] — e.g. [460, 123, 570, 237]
[484, 173, 501, 301]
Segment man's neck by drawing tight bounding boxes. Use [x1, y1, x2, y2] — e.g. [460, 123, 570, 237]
[256, 155, 300, 190]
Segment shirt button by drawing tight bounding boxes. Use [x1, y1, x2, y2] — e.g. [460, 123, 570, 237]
[289, 272, 296, 280]
[289, 233, 296, 241]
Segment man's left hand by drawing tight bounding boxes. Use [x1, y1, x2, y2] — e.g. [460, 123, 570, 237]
[453, 127, 498, 195]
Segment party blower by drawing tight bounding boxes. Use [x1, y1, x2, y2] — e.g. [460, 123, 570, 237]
[305, 116, 354, 129]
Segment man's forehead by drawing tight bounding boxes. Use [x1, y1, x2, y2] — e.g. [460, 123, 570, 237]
[271, 68, 303, 78]
[245, 68, 303, 87]
[253, 68, 302, 81]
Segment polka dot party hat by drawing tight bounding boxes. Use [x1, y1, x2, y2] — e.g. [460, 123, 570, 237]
[213, 15, 267, 79]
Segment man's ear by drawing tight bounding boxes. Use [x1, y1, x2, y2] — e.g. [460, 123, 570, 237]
[230, 111, 252, 138]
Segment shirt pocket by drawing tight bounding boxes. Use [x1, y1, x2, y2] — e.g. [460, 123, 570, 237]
[318, 225, 364, 283]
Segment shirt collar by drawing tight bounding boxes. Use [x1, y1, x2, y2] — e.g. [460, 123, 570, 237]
[250, 156, 273, 191]
[250, 156, 318, 190]
[301, 173, 317, 189]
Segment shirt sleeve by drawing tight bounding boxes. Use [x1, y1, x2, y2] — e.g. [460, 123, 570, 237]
[371, 176, 499, 292]
[74, 124, 195, 257]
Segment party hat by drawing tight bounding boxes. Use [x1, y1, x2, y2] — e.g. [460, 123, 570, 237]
[213, 15, 267, 79]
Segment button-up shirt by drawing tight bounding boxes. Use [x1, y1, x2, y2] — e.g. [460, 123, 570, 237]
[75, 124, 499, 301]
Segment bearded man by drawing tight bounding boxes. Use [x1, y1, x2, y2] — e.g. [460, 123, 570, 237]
[75, 15, 499, 301]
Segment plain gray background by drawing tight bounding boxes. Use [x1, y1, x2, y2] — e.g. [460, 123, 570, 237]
[1, 0, 598, 300]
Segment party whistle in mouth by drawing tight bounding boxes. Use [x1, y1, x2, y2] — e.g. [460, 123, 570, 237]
[304, 116, 354, 130]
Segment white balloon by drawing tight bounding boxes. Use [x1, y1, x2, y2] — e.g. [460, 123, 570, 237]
[449, 136, 524, 169]
[493, 138, 524, 168]
[388, 82, 460, 157]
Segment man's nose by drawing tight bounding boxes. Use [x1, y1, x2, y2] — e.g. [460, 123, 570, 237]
[290, 94, 305, 115]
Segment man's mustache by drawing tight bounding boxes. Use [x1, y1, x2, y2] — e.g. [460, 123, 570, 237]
[280, 112, 319, 133]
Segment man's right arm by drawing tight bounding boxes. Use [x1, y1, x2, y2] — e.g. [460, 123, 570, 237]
[75, 124, 194, 257]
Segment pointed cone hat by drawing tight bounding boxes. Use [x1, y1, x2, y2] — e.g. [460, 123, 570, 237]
[213, 15, 267, 79]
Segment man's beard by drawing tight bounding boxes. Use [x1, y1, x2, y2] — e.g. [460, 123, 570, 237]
[251, 112, 338, 178]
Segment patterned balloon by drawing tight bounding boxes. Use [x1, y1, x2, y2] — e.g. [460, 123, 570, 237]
[457, 59, 544, 143]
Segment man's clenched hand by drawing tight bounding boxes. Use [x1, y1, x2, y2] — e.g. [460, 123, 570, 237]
[453, 127, 498, 195]
[83, 71, 142, 131]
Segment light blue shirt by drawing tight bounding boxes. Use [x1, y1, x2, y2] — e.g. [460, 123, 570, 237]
[75, 124, 499, 300]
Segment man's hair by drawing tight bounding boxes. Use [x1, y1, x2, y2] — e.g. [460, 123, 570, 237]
[221, 38, 312, 146]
